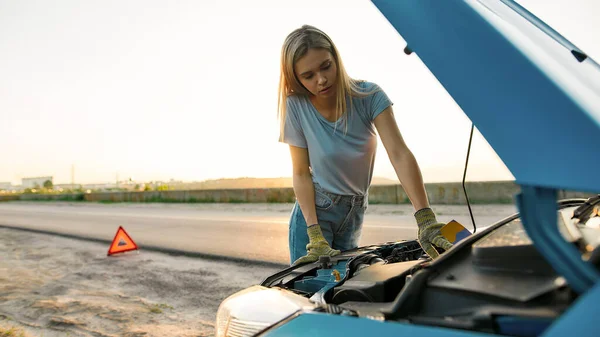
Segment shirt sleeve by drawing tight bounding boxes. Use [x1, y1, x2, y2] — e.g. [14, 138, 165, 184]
[366, 83, 393, 121]
[279, 96, 308, 148]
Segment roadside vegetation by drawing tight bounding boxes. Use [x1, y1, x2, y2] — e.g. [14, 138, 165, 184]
[0, 325, 31, 337]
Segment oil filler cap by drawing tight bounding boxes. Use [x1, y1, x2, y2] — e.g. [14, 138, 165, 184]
[319, 255, 332, 269]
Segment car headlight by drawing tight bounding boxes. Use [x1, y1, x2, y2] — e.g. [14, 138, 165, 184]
[216, 285, 314, 337]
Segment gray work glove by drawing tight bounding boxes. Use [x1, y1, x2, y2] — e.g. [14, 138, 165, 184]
[415, 208, 453, 259]
[292, 224, 340, 266]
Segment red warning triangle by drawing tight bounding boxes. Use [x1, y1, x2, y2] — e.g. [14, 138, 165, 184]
[107, 226, 139, 256]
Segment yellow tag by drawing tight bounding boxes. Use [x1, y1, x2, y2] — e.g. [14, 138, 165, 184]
[332, 269, 341, 282]
[440, 220, 471, 244]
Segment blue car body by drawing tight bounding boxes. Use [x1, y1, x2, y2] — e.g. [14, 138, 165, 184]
[217, 1, 600, 336]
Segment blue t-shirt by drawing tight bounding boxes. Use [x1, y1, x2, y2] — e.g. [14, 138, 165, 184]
[279, 81, 393, 195]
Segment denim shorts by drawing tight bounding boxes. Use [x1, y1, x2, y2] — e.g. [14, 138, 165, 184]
[288, 183, 368, 264]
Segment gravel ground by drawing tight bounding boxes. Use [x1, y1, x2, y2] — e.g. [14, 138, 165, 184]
[0, 227, 280, 337]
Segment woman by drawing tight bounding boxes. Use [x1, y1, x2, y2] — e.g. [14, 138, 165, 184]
[278, 25, 452, 266]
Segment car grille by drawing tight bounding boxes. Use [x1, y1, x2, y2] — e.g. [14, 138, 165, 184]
[225, 317, 271, 337]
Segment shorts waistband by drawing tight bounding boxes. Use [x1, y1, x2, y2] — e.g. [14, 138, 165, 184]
[314, 183, 368, 207]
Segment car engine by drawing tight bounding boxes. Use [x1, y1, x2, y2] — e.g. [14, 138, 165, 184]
[261, 199, 597, 336]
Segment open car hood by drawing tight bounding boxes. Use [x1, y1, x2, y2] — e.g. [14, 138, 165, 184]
[371, 0, 600, 193]
[371, 0, 600, 293]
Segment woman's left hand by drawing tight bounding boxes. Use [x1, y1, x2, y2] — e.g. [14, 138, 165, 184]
[414, 208, 453, 259]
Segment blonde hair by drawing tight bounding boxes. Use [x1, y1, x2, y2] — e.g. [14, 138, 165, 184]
[278, 25, 373, 135]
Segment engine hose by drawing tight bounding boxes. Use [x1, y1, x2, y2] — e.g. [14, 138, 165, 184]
[321, 304, 344, 314]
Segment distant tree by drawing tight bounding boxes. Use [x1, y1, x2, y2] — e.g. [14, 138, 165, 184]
[156, 184, 170, 191]
[134, 184, 140, 190]
[43, 180, 53, 189]
[144, 184, 152, 191]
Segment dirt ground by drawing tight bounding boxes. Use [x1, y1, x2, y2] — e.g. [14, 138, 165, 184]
[0, 227, 281, 337]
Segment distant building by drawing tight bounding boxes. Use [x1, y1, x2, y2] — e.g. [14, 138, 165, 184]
[22, 176, 53, 189]
[0, 182, 12, 190]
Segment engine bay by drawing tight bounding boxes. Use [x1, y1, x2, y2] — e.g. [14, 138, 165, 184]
[262, 199, 599, 336]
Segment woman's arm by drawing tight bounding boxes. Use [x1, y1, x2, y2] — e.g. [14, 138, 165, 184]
[289, 145, 318, 225]
[374, 107, 453, 259]
[289, 144, 341, 265]
[373, 107, 430, 211]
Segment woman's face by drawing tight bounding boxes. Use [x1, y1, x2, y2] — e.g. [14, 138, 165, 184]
[294, 48, 337, 99]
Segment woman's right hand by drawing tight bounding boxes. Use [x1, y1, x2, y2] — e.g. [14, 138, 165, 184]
[292, 224, 340, 266]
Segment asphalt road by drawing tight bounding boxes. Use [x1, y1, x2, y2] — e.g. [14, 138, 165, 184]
[0, 201, 517, 265]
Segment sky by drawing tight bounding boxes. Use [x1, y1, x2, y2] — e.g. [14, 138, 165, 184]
[1, 0, 598, 185]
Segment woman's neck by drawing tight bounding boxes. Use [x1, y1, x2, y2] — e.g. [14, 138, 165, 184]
[311, 95, 336, 112]
[310, 95, 339, 122]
